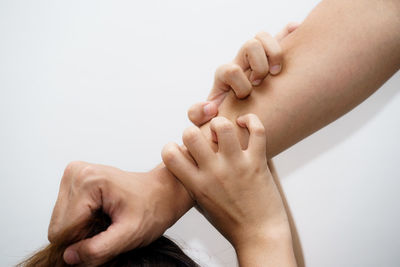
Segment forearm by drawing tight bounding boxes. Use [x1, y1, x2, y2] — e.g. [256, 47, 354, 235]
[215, 0, 400, 156]
[150, 165, 194, 224]
[155, 0, 400, 255]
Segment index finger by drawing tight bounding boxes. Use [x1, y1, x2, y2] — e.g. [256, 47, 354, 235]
[48, 161, 88, 242]
[236, 114, 267, 157]
[254, 32, 283, 75]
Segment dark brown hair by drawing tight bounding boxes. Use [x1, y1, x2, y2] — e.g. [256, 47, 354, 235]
[18, 210, 199, 267]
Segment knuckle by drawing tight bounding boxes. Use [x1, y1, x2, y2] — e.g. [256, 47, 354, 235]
[247, 113, 259, 121]
[187, 104, 204, 126]
[74, 165, 98, 187]
[246, 114, 266, 136]
[161, 143, 179, 163]
[187, 105, 197, 119]
[212, 117, 234, 133]
[215, 64, 228, 74]
[255, 32, 282, 59]
[62, 161, 85, 184]
[256, 31, 272, 40]
[255, 31, 264, 39]
[244, 38, 259, 50]
[252, 125, 266, 137]
[182, 126, 200, 144]
[219, 121, 234, 132]
[79, 165, 97, 179]
[235, 88, 251, 99]
[224, 64, 242, 80]
[64, 161, 82, 176]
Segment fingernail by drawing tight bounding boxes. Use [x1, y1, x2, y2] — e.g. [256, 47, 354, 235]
[252, 79, 261, 86]
[203, 103, 215, 116]
[64, 250, 81, 264]
[270, 64, 281, 75]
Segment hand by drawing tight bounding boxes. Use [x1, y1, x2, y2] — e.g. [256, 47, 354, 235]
[162, 114, 290, 249]
[188, 22, 300, 126]
[48, 162, 185, 266]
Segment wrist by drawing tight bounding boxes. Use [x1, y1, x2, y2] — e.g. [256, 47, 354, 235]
[234, 220, 292, 249]
[149, 164, 194, 224]
[234, 223, 296, 267]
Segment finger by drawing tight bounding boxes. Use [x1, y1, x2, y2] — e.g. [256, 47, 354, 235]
[162, 142, 198, 185]
[182, 126, 215, 167]
[48, 161, 87, 242]
[275, 22, 300, 42]
[234, 39, 269, 86]
[255, 32, 283, 75]
[210, 117, 242, 157]
[54, 188, 102, 245]
[237, 114, 267, 157]
[209, 63, 252, 100]
[63, 221, 135, 266]
[187, 101, 218, 126]
[51, 165, 105, 244]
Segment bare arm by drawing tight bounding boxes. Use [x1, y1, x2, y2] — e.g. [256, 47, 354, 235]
[161, 0, 400, 238]
[53, 0, 400, 265]
[158, 0, 400, 263]
[208, 0, 400, 155]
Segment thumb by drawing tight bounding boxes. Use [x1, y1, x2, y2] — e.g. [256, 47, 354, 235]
[187, 101, 218, 126]
[63, 222, 136, 266]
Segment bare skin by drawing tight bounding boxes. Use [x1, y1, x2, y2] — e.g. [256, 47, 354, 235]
[200, 0, 400, 155]
[162, 114, 297, 266]
[48, 0, 400, 265]
[52, 26, 294, 267]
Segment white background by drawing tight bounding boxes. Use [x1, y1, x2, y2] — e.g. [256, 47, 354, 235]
[0, 1, 399, 266]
